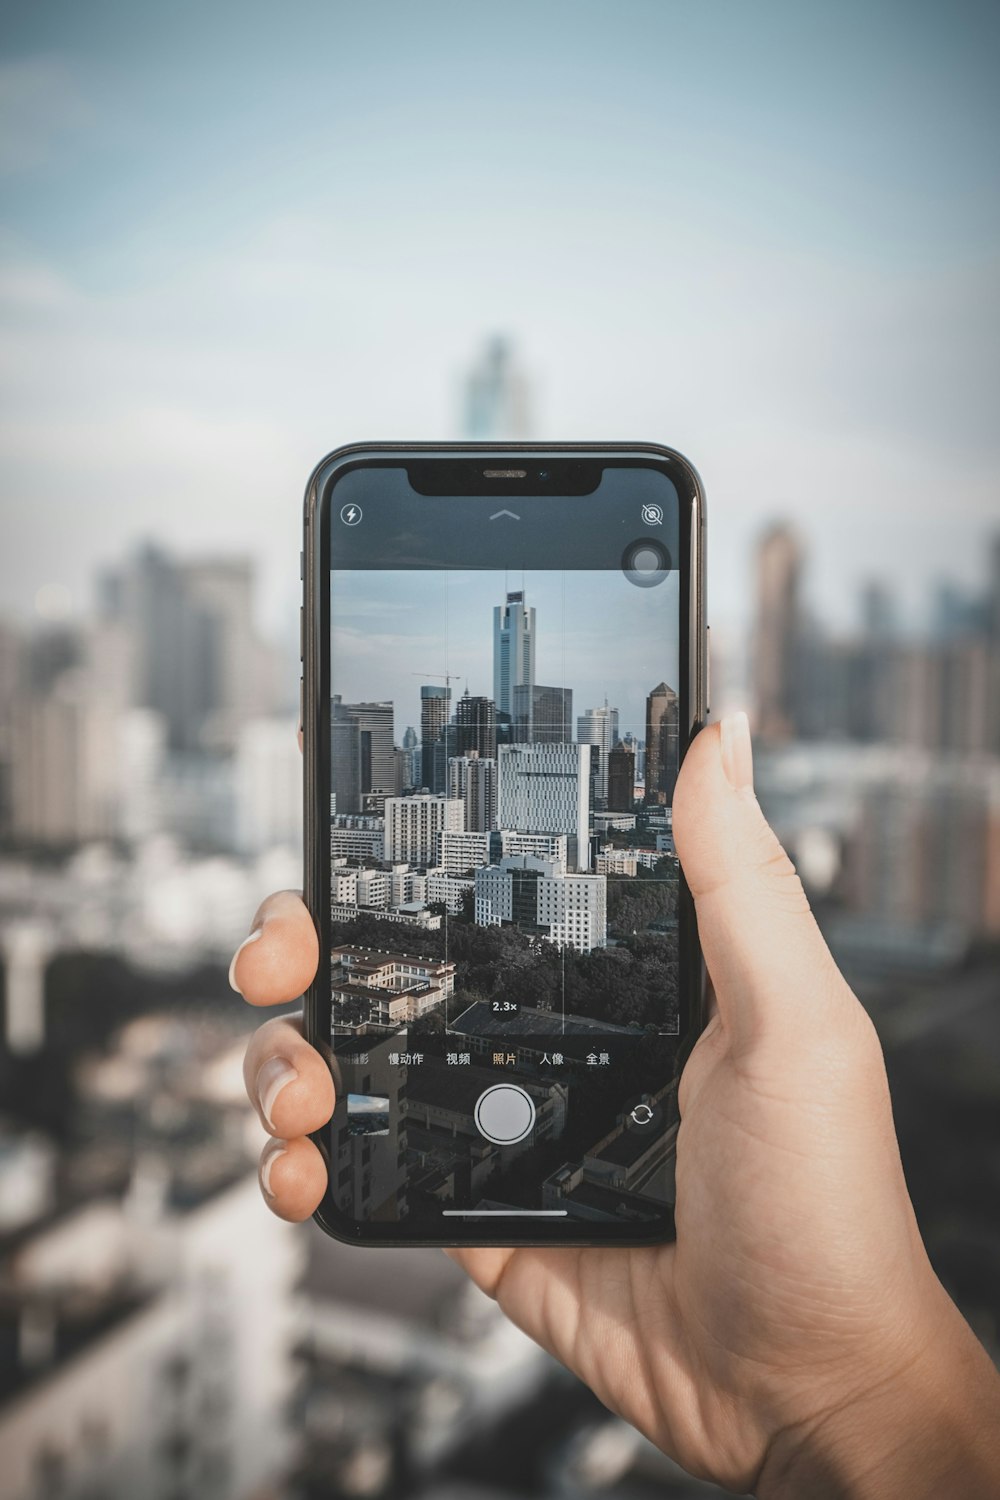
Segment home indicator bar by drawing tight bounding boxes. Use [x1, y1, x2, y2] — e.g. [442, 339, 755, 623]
[441, 1210, 569, 1217]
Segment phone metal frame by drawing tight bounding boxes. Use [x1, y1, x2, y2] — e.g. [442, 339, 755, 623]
[302, 442, 708, 1247]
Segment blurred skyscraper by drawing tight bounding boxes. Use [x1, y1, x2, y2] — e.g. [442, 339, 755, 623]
[461, 335, 532, 440]
[751, 521, 1000, 960]
[750, 521, 1000, 757]
[752, 524, 803, 743]
[100, 544, 277, 754]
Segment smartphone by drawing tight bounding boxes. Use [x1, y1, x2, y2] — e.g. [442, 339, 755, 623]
[302, 444, 707, 1246]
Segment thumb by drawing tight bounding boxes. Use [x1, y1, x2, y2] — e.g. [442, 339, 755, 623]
[673, 714, 852, 1051]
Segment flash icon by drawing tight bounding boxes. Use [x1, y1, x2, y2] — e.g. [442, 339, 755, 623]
[340, 503, 363, 526]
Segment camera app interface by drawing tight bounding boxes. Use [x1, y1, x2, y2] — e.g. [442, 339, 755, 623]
[326, 466, 684, 1231]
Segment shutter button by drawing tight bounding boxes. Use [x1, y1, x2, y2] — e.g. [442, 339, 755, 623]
[474, 1085, 536, 1145]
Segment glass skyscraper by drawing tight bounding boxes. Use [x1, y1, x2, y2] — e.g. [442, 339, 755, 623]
[493, 591, 536, 721]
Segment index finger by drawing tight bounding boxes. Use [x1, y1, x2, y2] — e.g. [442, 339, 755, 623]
[229, 889, 319, 1007]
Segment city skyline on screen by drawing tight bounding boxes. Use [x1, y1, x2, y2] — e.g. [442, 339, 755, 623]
[330, 568, 680, 744]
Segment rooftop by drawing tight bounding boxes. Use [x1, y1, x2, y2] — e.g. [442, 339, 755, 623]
[332, 944, 455, 974]
[331, 979, 434, 1004]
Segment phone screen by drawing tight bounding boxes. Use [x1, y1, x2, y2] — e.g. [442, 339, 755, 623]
[319, 459, 693, 1239]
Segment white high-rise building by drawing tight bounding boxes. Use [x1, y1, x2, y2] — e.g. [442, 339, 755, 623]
[537, 872, 607, 951]
[425, 868, 476, 914]
[438, 829, 492, 875]
[493, 591, 535, 720]
[330, 818, 384, 862]
[474, 855, 606, 952]
[356, 869, 390, 908]
[577, 705, 619, 805]
[498, 830, 568, 870]
[383, 795, 464, 867]
[448, 752, 497, 831]
[475, 854, 551, 927]
[332, 867, 359, 904]
[496, 741, 591, 870]
[595, 847, 638, 876]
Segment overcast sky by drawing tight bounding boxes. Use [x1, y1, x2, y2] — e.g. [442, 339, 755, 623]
[331, 568, 679, 742]
[2, 0, 998, 681]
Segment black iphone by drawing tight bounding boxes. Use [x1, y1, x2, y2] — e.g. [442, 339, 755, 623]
[302, 444, 708, 1246]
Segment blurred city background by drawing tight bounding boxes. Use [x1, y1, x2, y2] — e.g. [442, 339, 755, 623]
[1, 2, 998, 1497]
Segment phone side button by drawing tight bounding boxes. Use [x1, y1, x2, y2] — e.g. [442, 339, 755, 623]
[299, 678, 303, 735]
[706, 624, 711, 717]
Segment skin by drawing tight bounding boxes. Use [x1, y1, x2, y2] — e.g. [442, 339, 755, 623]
[234, 717, 1000, 1497]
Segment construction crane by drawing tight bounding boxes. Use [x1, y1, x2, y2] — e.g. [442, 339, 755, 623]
[411, 672, 464, 692]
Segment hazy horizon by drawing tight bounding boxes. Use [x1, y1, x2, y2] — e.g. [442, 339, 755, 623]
[3, 0, 998, 663]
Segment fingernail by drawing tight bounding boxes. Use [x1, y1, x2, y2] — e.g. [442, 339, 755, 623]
[228, 928, 262, 995]
[259, 1139, 287, 1199]
[720, 711, 754, 792]
[256, 1056, 298, 1132]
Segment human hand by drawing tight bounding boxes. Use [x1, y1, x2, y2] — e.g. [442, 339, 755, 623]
[234, 715, 1000, 1497]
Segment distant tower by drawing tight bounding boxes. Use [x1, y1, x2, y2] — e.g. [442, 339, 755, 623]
[645, 683, 679, 805]
[454, 692, 497, 760]
[860, 580, 895, 640]
[402, 725, 420, 789]
[420, 686, 451, 792]
[462, 335, 531, 439]
[448, 752, 498, 833]
[577, 705, 619, 804]
[331, 698, 362, 814]
[607, 742, 635, 812]
[753, 524, 803, 743]
[333, 700, 395, 795]
[512, 684, 572, 744]
[493, 592, 536, 722]
[103, 543, 268, 753]
[986, 533, 1000, 639]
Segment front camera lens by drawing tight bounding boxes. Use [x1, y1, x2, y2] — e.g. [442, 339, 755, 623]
[538, 470, 549, 481]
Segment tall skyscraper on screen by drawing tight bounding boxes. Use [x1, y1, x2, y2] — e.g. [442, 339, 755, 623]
[645, 682, 679, 805]
[420, 685, 451, 792]
[454, 691, 497, 760]
[577, 705, 619, 804]
[493, 592, 535, 721]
